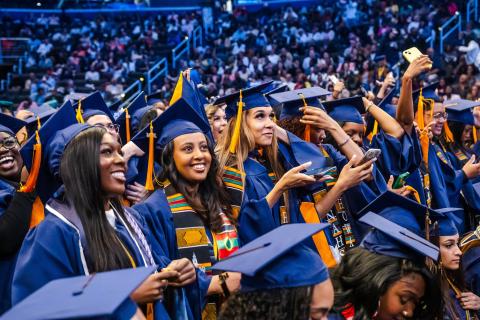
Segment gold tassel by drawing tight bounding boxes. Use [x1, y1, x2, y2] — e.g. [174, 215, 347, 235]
[474, 126, 478, 143]
[369, 120, 379, 143]
[417, 89, 430, 169]
[76, 99, 84, 124]
[125, 108, 131, 143]
[19, 130, 41, 193]
[229, 90, 244, 154]
[444, 122, 454, 143]
[299, 93, 311, 142]
[29, 196, 44, 228]
[145, 122, 155, 191]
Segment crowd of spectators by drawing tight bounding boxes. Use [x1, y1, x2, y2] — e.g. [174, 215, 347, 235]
[0, 11, 200, 107]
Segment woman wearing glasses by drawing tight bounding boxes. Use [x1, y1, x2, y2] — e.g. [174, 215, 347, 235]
[0, 114, 39, 315]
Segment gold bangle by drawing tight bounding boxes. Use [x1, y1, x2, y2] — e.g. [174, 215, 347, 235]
[365, 101, 375, 113]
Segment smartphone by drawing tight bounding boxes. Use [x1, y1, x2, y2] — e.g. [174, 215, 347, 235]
[402, 47, 423, 63]
[303, 166, 336, 180]
[402, 47, 432, 68]
[393, 172, 410, 189]
[357, 149, 381, 166]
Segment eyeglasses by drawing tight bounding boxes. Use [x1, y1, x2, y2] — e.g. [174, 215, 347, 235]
[94, 123, 120, 133]
[0, 136, 19, 150]
[432, 112, 448, 121]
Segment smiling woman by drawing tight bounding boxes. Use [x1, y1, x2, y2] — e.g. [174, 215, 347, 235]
[12, 125, 194, 320]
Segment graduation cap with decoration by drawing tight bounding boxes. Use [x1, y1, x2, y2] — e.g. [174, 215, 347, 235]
[115, 92, 148, 143]
[213, 82, 274, 154]
[20, 101, 82, 202]
[0, 100, 15, 111]
[1, 266, 156, 320]
[323, 95, 365, 125]
[131, 96, 211, 191]
[72, 91, 115, 124]
[212, 223, 330, 291]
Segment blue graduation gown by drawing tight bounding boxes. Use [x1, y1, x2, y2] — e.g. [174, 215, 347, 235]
[463, 246, 480, 295]
[431, 142, 469, 234]
[133, 189, 209, 320]
[370, 130, 422, 181]
[126, 155, 161, 186]
[11, 202, 170, 319]
[0, 179, 17, 315]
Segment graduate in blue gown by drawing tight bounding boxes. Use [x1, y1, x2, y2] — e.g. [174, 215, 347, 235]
[0, 113, 43, 315]
[270, 88, 379, 263]
[12, 119, 197, 319]
[329, 191, 443, 319]
[131, 96, 241, 319]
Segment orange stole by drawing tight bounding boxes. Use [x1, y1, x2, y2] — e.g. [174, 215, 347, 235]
[299, 202, 337, 268]
[29, 196, 44, 229]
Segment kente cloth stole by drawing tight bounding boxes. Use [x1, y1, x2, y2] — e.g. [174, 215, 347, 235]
[165, 183, 240, 274]
[222, 166, 244, 219]
[312, 165, 356, 256]
[165, 183, 213, 275]
[453, 146, 469, 163]
[433, 141, 453, 167]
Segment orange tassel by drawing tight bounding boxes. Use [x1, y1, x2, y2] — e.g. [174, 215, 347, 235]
[125, 108, 131, 143]
[145, 122, 155, 191]
[76, 99, 84, 124]
[230, 90, 244, 154]
[369, 120, 379, 143]
[29, 196, 45, 228]
[299, 93, 311, 142]
[474, 126, 478, 144]
[444, 122, 454, 143]
[417, 89, 431, 169]
[19, 130, 41, 193]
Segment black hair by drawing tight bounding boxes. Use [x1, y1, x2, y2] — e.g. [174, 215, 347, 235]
[430, 235, 468, 319]
[60, 127, 134, 272]
[218, 286, 312, 320]
[330, 247, 441, 319]
[137, 108, 159, 135]
[157, 134, 235, 232]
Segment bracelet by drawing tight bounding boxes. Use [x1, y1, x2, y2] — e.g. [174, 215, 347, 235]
[338, 137, 350, 148]
[219, 272, 230, 298]
[365, 101, 375, 113]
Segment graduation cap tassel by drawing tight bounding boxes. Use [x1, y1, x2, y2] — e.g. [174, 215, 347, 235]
[299, 93, 311, 142]
[369, 120, 379, 143]
[417, 89, 430, 169]
[125, 108, 131, 143]
[474, 126, 478, 144]
[145, 121, 155, 191]
[443, 122, 454, 143]
[230, 90, 244, 154]
[19, 130, 41, 193]
[76, 99, 84, 124]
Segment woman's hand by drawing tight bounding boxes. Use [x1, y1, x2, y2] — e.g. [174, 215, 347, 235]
[462, 155, 480, 179]
[403, 55, 432, 80]
[121, 141, 145, 163]
[163, 258, 197, 287]
[225, 272, 241, 294]
[458, 292, 480, 310]
[386, 175, 412, 197]
[335, 155, 375, 192]
[276, 161, 316, 192]
[125, 182, 151, 204]
[300, 106, 338, 132]
[131, 270, 178, 304]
